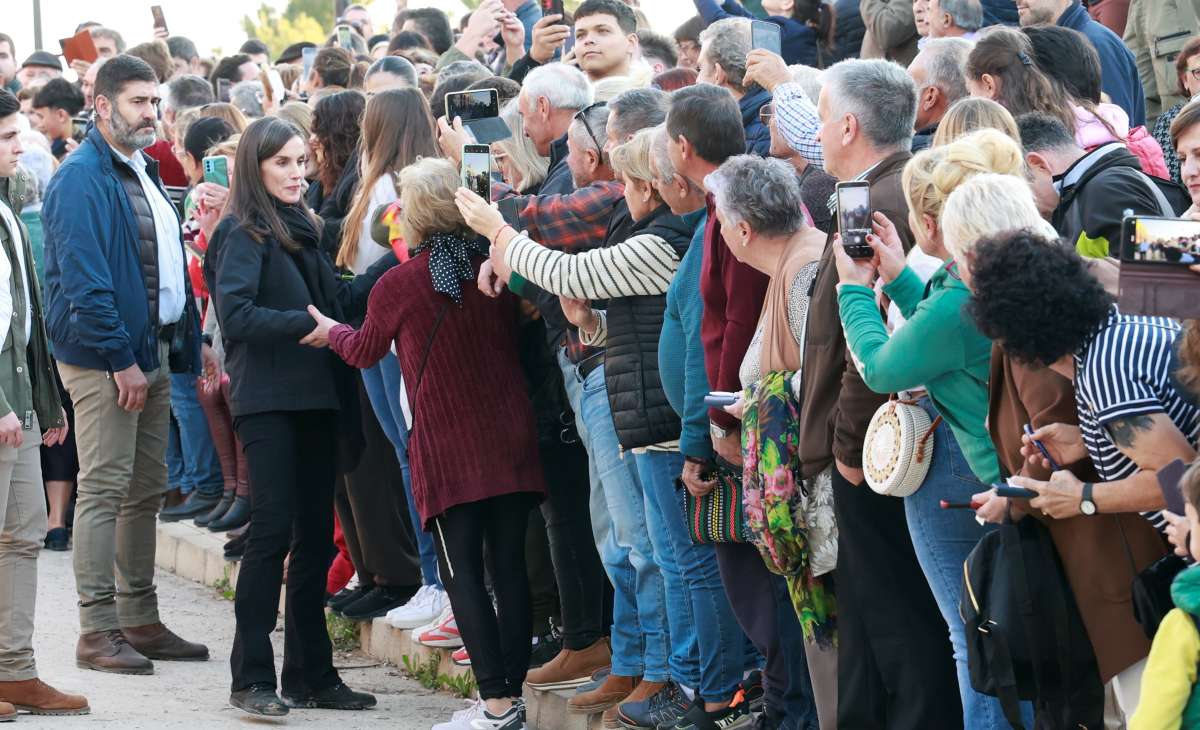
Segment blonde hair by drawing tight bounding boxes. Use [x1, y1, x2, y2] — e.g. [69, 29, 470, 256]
[494, 99, 549, 192]
[932, 97, 1019, 147]
[197, 102, 248, 134]
[593, 76, 641, 103]
[902, 128, 1024, 226]
[397, 158, 469, 246]
[206, 134, 240, 159]
[275, 101, 313, 137]
[941, 173, 1058, 263]
[610, 127, 657, 184]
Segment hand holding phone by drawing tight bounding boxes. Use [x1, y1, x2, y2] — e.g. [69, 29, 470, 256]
[460, 144, 493, 202]
[993, 484, 1039, 500]
[202, 156, 230, 188]
[703, 392, 739, 409]
[151, 5, 169, 35]
[750, 20, 782, 56]
[836, 181, 873, 259]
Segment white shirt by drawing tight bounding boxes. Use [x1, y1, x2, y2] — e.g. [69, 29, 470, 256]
[0, 202, 31, 349]
[352, 174, 398, 275]
[113, 148, 187, 326]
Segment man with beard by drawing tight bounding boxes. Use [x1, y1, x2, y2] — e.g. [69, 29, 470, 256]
[42, 55, 210, 676]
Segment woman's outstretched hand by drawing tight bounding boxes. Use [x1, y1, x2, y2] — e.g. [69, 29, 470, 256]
[300, 304, 340, 348]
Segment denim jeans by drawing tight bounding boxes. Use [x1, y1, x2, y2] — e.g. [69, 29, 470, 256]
[166, 373, 223, 497]
[635, 450, 744, 701]
[558, 350, 669, 681]
[360, 354, 441, 589]
[906, 398, 1033, 730]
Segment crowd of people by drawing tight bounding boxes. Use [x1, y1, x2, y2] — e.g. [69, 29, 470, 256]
[1, 0, 1200, 727]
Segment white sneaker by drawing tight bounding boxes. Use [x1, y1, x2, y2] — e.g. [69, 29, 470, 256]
[411, 600, 452, 638]
[431, 700, 525, 730]
[431, 698, 484, 730]
[387, 585, 447, 629]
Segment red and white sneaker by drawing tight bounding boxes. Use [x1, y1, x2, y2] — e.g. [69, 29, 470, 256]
[417, 610, 462, 648]
[451, 646, 471, 666]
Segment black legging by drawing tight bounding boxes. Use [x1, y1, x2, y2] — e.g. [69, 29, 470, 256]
[434, 491, 536, 700]
[230, 410, 340, 695]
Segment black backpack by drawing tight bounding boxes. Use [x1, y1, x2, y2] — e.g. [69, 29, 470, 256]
[960, 517, 1105, 730]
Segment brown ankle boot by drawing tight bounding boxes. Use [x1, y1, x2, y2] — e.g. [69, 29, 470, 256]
[76, 630, 153, 675]
[0, 679, 89, 715]
[122, 623, 209, 661]
[526, 638, 612, 691]
[569, 672, 638, 714]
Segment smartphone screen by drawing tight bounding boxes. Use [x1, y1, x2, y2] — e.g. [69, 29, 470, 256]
[565, 27, 576, 54]
[202, 156, 230, 188]
[337, 25, 354, 51]
[1123, 216, 1200, 265]
[751, 20, 782, 56]
[301, 47, 317, 84]
[217, 78, 232, 103]
[151, 5, 168, 34]
[461, 145, 492, 202]
[542, 0, 565, 17]
[837, 182, 873, 258]
[445, 89, 500, 123]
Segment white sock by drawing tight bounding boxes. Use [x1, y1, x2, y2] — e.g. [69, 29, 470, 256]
[679, 685, 695, 701]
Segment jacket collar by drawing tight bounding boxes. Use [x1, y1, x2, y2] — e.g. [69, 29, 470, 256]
[1055, 0, 1087, 30]
[85, 124, 163, 182]
[549, 133, 570, 170]
[863, 149, 913, 184]
[1055, 142, 1127, 194]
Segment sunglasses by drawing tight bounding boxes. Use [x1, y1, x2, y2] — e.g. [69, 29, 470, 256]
[759, 103, 774, 125]
[574, 100, 608, 153]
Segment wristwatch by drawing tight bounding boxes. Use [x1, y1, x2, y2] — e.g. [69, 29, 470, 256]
[1079, 482, 1097, 516]
[710, 421, 729, 441]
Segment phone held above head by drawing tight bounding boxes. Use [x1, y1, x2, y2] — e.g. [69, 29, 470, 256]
[836, 181, 873, 259]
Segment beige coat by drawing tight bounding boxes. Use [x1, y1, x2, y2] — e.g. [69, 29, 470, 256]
[1124, 0, 1200, 124]
[860, 0, 920, 67]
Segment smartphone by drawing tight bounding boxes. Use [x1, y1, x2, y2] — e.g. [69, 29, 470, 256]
[1118, 214, 1200, 319]
[994, 484, 1038, 500]
[703, 392, 739, 409]
[1158, 458, 1188, 515]
[217, 78, 232, 103]
[461, 144, 492, 202]
[750, 20, 782, 56]
[1022, 423, 1061, 472]
[542, 0, 565, 17]
[301, 46, 318, 84]
[565, 27, 576, 54]
[71, 116, 88, 141]
[836, 181, 873, 259]
[337, 25, 354, 51]
[445, 88, 500, 123]
[202, 156, 230, 188]
[151, 5, 168, 34]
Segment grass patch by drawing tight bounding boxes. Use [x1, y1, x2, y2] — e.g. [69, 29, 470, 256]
[326, 612, 360, 652]
[211, 566, 235, 601]
[401, 654, 477, 698]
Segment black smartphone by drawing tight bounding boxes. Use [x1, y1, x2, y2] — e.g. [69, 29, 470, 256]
[71, 116, 88, 141]
[836, 180, 873, 259]
[750, 20, 782, 56]
[336, 25, 354, 51]
[461, 144, 492, 202]
[445, 88, 499, 123]
[217, 78, 232, 103]
[1118, 214, 1200, 319]
[994, 484, 1038, 500]
[1158, 458, 1188, 515]
[542, 0, 565, 17]
[151, 5, 168, 34]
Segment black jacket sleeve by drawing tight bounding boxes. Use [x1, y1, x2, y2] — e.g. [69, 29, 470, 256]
[214, 227, 316, 343]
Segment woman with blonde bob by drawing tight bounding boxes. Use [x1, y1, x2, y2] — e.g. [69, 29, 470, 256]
[492, 99, 549, 194]
[932, 97, 1020, 147]
[833, 128, 1035, 729]
[305, 158, 545, 730]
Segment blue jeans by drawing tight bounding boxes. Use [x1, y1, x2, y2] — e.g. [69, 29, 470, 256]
[166, 373, 223, 497]
[559, 350, 669, 681]
[636, 450, 744, 701]
[360, 354, 440, 588]
[906, 398, 1033, 730]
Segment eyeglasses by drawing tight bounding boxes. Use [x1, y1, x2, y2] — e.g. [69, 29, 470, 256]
[574, 100, 608, 154]
[1188, 67, 1200, 82]
[759, 103, 774, 125]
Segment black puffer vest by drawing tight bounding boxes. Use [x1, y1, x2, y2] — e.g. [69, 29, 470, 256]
[603, 205, 695, 450]
[113, 157, 163, 330]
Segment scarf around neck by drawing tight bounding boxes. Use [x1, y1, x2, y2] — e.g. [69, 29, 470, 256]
[410, 231, 489, 305]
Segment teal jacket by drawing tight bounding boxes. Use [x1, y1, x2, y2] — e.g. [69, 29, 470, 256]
[0, 172, 63, 432]
[837, 260, 999, 483]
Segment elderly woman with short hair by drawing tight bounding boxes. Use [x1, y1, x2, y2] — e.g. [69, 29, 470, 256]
[305, 157, 545, 730]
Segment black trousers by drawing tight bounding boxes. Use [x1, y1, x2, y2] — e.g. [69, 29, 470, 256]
[526, 508, 560, 635]
[230, 410, 340, 695]
[538, 440, 607, 650]
[831, 467, 961, 729]
[434, 492, 536, 700]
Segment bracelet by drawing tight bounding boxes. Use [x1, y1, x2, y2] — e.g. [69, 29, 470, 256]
[490, 224, 513, 248]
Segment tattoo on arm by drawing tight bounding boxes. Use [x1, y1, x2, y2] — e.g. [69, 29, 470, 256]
[1106, 415, 1156, 450]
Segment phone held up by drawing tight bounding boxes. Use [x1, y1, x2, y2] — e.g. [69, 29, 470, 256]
[151, 5, 168, 34]
[461, 144, 492, 202]
[202, 156, 230, 188]
[1118, 213, 1200, 319]
[336, 25, 354, 51]
[541, 0, 566, 17]
[836, 180, 873, 259]
[750, 20, 782, 56]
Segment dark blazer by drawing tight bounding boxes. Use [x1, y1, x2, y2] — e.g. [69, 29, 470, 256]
[206, 214, 396, 418]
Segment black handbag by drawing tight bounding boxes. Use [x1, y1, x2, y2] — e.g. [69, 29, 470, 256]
[1117, 516, 1187, 639]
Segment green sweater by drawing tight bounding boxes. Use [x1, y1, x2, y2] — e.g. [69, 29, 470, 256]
[837, 261, 999, 484]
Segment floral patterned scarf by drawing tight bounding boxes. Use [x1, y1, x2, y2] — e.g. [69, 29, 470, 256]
[742, 370, 837, 648]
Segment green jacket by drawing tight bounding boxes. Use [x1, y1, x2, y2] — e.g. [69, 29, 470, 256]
[0, 171, 63, 432]
[837, 261, 999, 484]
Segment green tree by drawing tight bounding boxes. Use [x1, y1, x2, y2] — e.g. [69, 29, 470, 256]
[242, 3, 326, 60]
[284, 0, 336, 30]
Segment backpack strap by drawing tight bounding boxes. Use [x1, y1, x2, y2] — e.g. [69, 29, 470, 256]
[408, 300, 450, 426]
[1132, 168, 1177, 217]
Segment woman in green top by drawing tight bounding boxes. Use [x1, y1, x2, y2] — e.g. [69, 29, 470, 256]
[832, 128, 1034, 729]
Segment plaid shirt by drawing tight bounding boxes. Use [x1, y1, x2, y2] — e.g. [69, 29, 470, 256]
[774, 82, 824, 169]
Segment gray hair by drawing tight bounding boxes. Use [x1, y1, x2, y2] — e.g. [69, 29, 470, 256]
[569, 103, 612, 161]
[938, 0, 984, 31]
[610, 88, 669, 142]
[699, 18, 751, 91]
[705, 155, 806, 238]
[165, 74, 213, 113]
[522, 63, 593, 112]
[823, 59, 918, 151]
[230, 81, 264, 118]
[789, 65, 824, 105]
[919, 38, 971, 106]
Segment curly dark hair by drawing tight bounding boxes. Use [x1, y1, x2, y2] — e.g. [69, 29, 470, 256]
[966, 229, 1113, 367]
[311, 90, 365, 194]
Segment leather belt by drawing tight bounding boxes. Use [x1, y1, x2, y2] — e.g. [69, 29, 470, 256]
[576, 351, 605, 380]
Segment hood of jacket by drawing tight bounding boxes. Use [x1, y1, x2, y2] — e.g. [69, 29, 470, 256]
[1074, 103, 1130, 149]
[1056, 142, 1143, 198]
[1172, 563, 1200, 613]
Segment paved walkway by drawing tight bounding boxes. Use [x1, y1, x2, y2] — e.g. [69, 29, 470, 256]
[31, 548, 463, 728]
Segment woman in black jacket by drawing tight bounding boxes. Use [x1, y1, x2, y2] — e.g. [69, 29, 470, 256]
[305, 90, 365, 256]
[204, 116, 396, 717]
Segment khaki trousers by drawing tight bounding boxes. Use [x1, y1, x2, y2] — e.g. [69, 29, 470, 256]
[59, 346, 170, 634]
[0, 413, 46, 680]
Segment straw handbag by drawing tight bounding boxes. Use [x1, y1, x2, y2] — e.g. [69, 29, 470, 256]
[862, 397, 941, 497]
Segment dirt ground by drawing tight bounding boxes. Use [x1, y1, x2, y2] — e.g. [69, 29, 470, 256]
[29, 548, 464, 728]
